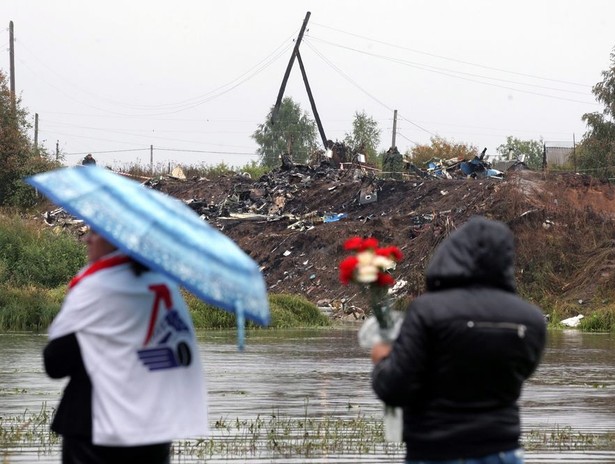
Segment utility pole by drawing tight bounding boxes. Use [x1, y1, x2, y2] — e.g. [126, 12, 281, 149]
[271, 11, 311, 125]
[572, 133, 576, 172]
[34, 113, 39, 154]
[150, 145, 154, 174]
[55, 140, 59, 161]
[296, 50, 327, 147]
[391, 110, 398, 148]
[9, 21, 16, 113]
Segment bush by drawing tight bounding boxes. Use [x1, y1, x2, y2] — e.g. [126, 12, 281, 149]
[579, 307, 615, 332]
[0, 214, 86, 287]
[184, 292, 331, 329]
[0, 284, 65, 331]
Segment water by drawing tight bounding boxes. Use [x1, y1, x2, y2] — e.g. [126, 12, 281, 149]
[1, 328, 614, 463]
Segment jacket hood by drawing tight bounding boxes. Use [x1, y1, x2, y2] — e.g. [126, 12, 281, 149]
[425, 216, 516, 293]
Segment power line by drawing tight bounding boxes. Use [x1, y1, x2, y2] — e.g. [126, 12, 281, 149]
[312, 21, 591, 88]
[306, 36, 597, 106]
[17, 35, 293, 115]
[305, 41, 437, 137]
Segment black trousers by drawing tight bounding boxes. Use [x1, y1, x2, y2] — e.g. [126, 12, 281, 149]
[62, 436, 171, 464]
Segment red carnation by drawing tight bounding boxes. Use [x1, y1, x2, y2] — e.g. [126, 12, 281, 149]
[376, 246, 403, 262]
[339, 256, 359, 284]
[343, 237, 364, 251]
[376, 272, 395, 287]
[360, 237, 379, 251]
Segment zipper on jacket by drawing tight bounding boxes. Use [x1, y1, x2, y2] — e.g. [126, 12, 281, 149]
[466, 320, 527, 338]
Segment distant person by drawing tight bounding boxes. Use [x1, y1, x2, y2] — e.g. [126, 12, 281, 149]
[82, 153, 96, 166]
[370, 216, 546, 464]
[43, 227, 208, 463]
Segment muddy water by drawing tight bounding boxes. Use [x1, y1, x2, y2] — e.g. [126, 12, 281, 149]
[0, 328, 614, 463]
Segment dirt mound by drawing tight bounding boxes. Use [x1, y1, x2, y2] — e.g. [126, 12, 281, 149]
[146, 165, 615, 319]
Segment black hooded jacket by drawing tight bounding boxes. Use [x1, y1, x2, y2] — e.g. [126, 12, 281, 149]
[372, 216, 546, 460]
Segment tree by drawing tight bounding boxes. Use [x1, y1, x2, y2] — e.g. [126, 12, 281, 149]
[343, 111, 381, 165]
[0, 70, 58, 207]
[496, 136, 543, 170]
[577, 46, 615, 177]
[408, 136, 478, 166]
[252, 97, 318, 168]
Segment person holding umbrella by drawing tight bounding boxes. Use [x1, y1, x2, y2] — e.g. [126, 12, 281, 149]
[28, 166, 270, 462]
[43, 227, 208, 463]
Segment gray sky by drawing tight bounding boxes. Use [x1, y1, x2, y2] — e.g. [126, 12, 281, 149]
[2, 0, 614, 169]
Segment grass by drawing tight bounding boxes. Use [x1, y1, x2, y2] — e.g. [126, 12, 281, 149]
[0, 212, 331, 332]
[1, 405, 614, 461]
[184, 292, 331, 330]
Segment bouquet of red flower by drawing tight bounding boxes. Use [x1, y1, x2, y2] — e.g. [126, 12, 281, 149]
[339, 236, 403, 341]
[340, 236, 405, 442]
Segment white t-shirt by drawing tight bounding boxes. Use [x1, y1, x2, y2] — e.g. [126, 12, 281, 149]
[49, 252, 209, 446]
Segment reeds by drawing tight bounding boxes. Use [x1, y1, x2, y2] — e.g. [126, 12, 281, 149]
[2, 404, 614, 461]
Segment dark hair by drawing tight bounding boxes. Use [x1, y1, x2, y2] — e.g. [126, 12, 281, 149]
[130, 259, 150, 276]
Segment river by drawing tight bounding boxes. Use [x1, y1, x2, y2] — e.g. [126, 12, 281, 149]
[0, 327, 614, 463]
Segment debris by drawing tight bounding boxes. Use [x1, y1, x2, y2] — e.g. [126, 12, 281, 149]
[560, 314, 584, 327]
[170, 166, 187, 180]
[323, 213, 347, 223]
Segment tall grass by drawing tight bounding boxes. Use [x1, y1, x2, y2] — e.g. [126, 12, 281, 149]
[112, 160, 270, 181]
[0, 211, 330, 331]
[0, 214, 85, 287]
[185, 292, 331, 329]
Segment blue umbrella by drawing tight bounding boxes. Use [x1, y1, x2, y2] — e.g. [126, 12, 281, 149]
[26, 166, 270, 349]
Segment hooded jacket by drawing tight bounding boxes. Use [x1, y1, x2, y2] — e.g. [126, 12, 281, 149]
[372, 216, 546, 460]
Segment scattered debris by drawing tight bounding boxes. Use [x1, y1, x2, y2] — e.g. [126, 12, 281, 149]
[560, 314, 584, 327]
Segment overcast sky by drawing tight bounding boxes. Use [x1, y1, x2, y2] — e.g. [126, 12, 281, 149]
[2, 0, 614, 169]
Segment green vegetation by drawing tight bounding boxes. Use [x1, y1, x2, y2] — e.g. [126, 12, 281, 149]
[343, 111, 382, 166]
[252, 97, 319, 168]
[0, 212, 329, 332]
[112, 159, 270, 181]
[406, 135, 479, 166]
[1, 405, 614, 460]
[496, 136, 544, 170]
[185, 292, 330, 330]
[577, 46, 615, 178]
[0, 70, 61, 208]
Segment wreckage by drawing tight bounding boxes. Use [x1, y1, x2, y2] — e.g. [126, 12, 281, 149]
[39, 153, 535, 320]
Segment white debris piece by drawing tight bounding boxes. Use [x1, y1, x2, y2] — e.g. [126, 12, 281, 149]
[560, 314, 584, 327]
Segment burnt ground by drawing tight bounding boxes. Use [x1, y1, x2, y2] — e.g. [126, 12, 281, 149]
[144, 164, 615, 320]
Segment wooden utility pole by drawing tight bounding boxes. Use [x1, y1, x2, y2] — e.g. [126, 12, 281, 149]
[34, 113, 39, 154]
[391, 110, 398, 148]
[296, 51, 327, 147]
[271, 12, 311, 125]
[55, 140, 59, 161]
[150, 145, 154, 174]
[9, 21, 16, 112]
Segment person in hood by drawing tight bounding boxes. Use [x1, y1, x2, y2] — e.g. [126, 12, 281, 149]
[81, 153, 96, 166]
[43, 228, 208, 464]
[370, 216, 546, 464]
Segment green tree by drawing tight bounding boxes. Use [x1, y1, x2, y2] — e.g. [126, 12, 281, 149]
[496, 136, 544, 170]
[252, 97, 318, 168]
[0, 70, 58, 207]
[577, 47, 615, 177]
[343, 111, 381, 165]
[408, 136, 478, 166]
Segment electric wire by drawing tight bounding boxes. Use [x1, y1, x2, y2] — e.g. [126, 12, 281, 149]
[305, 40, 438, 137]
[306, 36, 597, 105]
[311, 21, 590, 88]
[17, 35, 294, 115]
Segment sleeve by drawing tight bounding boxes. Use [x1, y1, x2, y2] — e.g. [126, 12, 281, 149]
[371, 300, 430, 407]
[43, 333, 85, 379]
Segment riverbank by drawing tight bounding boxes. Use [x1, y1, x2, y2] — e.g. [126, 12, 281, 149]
[1, 210, 615, 332]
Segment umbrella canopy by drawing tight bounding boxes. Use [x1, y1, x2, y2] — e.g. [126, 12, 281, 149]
[26, 166, 270, 348]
